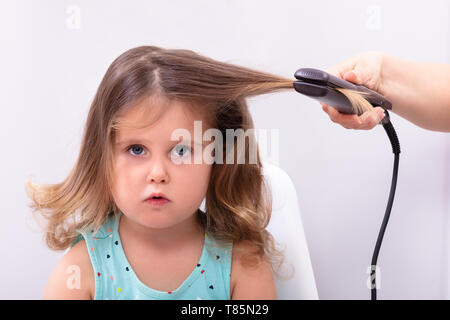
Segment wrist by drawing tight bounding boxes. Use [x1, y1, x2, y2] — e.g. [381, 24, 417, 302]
[378, 52, 391, 98]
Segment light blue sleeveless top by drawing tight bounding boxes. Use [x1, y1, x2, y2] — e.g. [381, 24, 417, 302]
[71, 211, 233, 300]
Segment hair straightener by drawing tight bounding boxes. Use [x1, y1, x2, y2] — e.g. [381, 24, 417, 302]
[293, 68, 401, 300]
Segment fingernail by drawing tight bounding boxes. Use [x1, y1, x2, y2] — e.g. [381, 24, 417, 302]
[378, 110, 385, 121]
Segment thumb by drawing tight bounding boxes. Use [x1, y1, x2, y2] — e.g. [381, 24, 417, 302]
[343, 70, 360, 84]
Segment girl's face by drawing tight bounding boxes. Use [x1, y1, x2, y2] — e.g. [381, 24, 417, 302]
[111, 97, 212, 232]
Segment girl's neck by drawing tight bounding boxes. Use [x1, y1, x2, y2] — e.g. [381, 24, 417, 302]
[119, 211, 204, 250]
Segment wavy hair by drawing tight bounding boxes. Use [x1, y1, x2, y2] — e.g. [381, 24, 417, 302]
[25, 45, 374, 279]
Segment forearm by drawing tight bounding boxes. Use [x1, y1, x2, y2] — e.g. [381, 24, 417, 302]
[379, 54, 450, 132]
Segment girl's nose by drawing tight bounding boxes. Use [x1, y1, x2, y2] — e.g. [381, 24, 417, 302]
[146, 161, 169, 184]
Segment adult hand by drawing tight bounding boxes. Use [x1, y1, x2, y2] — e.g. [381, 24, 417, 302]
[322, 51, 387, 130]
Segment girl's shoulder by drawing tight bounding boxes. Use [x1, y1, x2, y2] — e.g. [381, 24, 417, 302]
[230, 241, 277, 299]
[43, 238, 95, 299]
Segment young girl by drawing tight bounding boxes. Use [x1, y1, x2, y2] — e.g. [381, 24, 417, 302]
[26, 45, 294, 300]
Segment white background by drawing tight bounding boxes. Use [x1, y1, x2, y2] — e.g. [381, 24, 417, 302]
[1, 0, 449, 299]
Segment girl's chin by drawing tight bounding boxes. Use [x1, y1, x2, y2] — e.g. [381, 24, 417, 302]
[136, 212, 184, 230]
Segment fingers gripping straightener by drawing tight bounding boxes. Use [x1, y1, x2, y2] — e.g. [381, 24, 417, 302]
[293, 68, 401, 300]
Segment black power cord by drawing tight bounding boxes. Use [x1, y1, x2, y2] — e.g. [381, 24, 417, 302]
[370, 109, 401, 300]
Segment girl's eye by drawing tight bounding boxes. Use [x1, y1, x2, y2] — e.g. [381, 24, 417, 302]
[127, 145, 146, 156]
[126, 144, 191, 158]
[172, 145, 191, 158]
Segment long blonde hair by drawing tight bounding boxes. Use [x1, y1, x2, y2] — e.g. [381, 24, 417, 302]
[25, 45, 373, 278]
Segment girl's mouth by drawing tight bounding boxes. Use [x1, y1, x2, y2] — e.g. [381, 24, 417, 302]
[145, 196, 170, 207]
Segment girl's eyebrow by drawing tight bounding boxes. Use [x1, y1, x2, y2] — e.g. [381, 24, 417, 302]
[115, 138, 152, 146]
[115, 137, 207, 147]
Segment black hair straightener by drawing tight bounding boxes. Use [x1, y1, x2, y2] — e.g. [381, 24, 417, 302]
[294, 67, 392, 122]
[293, 68, 401, 300]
